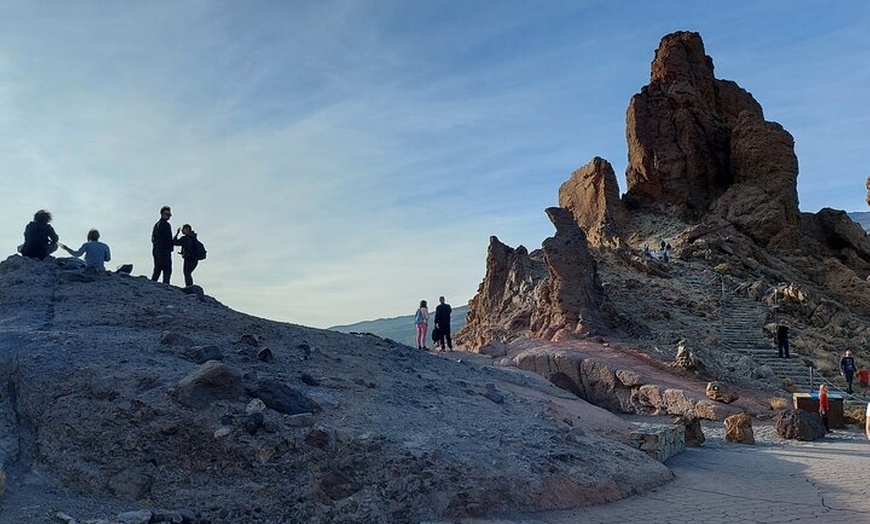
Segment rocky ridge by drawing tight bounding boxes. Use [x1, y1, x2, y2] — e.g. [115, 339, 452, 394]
[457, 31, 870, 401]
[0, 255, 672, 523]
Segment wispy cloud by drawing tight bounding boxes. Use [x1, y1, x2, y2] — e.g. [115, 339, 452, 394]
[1, 1, 867, 327]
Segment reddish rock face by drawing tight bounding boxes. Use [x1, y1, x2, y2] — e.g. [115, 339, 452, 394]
[455, 209, 613, 350]
[558, 157, 626, 247]
[624, 31, 765, 218]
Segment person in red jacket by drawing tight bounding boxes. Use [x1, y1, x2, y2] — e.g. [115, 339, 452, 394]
[858, 365, 869, 395]
[819, 384, 830, 433]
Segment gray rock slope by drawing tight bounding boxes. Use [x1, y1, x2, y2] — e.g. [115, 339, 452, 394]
[0, 255, 669, 524]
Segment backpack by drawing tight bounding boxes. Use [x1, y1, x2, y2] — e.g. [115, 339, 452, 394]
[414, 308, 424, 324]
[192, 237, 207, 260]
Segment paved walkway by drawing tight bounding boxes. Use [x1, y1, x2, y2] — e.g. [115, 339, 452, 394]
[463, 426, 870, 524]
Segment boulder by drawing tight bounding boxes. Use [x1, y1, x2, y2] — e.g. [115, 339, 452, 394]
[457, 208, 615, 349]
[175, 360, 243, 409]
[724, 412, 755, 444]
[558, 156, 627, 247]
[775, 409, 826, 441]
[246, 379, 321, 415]
[705, 381, 738, 404]
[673, 415, 705, 447]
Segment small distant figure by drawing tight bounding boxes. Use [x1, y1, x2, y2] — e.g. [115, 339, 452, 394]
[151, 206, 173, 284]
[434, 296, 453, 352]
[20, 209, 59, 260]
[841, 349, 856, 394]
[173, 224, 202, 287]
[857, 365, 869, 395]
[60, 229, 111, 270]
[866, 402, 870, 440]
[414, 300, 429, 351]
[776, 321, 789, 359]
[660, 240, 666, 251]
[642, 244, 650, 257]
[818, 384, 830, 433]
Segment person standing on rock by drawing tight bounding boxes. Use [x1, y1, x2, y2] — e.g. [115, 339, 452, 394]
[414, 300, 429, 350]
[776, 321, 790, 358]
[840, 349, 856, 394]
[60, 228, 111, 270]
[20, 209, 59, 260]
[151, 205, 173, 284]
[434, 296, 453, 351]
[173, 224, 202, 287]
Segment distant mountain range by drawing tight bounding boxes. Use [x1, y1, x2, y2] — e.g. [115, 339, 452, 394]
[850, 211, 870, 232]
[330, 305, 468, 347]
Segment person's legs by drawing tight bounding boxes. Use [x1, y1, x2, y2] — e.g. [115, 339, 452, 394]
[445, 331, 452, 350]
[183, 258, 198, 287]
[416, 323, 426, 349]
[846, 372, 854, 393]
[151, 253, 162, 281]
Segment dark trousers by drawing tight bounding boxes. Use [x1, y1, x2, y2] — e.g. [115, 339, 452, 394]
[437, 327, 452, 350]
[151, 251, 172, 284]
[182, 257, 199, 287]
[845, 372, 854, 393]
[778, 339, 789, 358]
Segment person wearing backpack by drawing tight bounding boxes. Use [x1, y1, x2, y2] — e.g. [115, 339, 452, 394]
[414, 300, 429, 351]
[173, 224, 204, 287]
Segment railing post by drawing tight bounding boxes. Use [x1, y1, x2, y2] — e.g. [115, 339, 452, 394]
[809, 366, 814, 392]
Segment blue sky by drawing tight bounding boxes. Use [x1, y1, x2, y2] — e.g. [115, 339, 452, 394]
[1, 1, 867, 328]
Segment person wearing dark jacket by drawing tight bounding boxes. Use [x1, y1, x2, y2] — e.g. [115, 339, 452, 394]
[434, 296, 453, 351]
[841, 349, 857, 394]
[151, 206, 173, 283]
[20, 209, 59, 260]
[173, 224, 200, 287]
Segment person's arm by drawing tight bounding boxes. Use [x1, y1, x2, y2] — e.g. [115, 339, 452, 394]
[104, 244, 111, 262]
[64, 243, 86, 257]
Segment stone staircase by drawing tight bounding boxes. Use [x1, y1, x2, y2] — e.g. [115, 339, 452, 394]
[719, 295, 819, 394]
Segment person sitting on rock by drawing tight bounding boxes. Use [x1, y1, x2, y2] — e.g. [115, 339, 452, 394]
[60, 228, 111, 271]
[20, 209, 59, 260]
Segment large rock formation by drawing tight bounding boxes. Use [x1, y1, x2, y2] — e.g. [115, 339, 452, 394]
[624, 31, 763, 217]
[456, 208, 613, 349]
[459, 30, 869, 410]
[558, 157, 627, 247]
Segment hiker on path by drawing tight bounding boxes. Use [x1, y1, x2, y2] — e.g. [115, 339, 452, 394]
[60, 229, 111, 270]
[173, 224, 201, 287]
[151, 206, 173, 284]
[20, 209, 59, 260]
[819, 384, 831, 432]
[866, 402, 870, 439]
[840, 350, 856, 394]
[414, 300, 429, 351]
[776, 321, 790, 358]
[434, 296, 453, 351]
[858, 365, 869, 395]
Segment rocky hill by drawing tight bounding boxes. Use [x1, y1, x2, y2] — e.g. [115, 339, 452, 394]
[0, 255, 673, 523]
[457, 31, 869, 396]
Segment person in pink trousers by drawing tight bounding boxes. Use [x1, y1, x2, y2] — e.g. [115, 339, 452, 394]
[414, 300, 429, 350]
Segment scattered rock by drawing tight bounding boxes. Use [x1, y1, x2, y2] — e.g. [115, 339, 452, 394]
[673, 415, 705, 447]
[256, 346, 273, 362]
[483, 384, 505, 404]
[774, 409, 826, 441]
[175, 360, 243, 409]
[705, 381, 739, 404]
[246, 379, 321, 415]
[160, 331, 194, 347]
[117, 509, 152, 524]
[724, 412, 755, 445]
